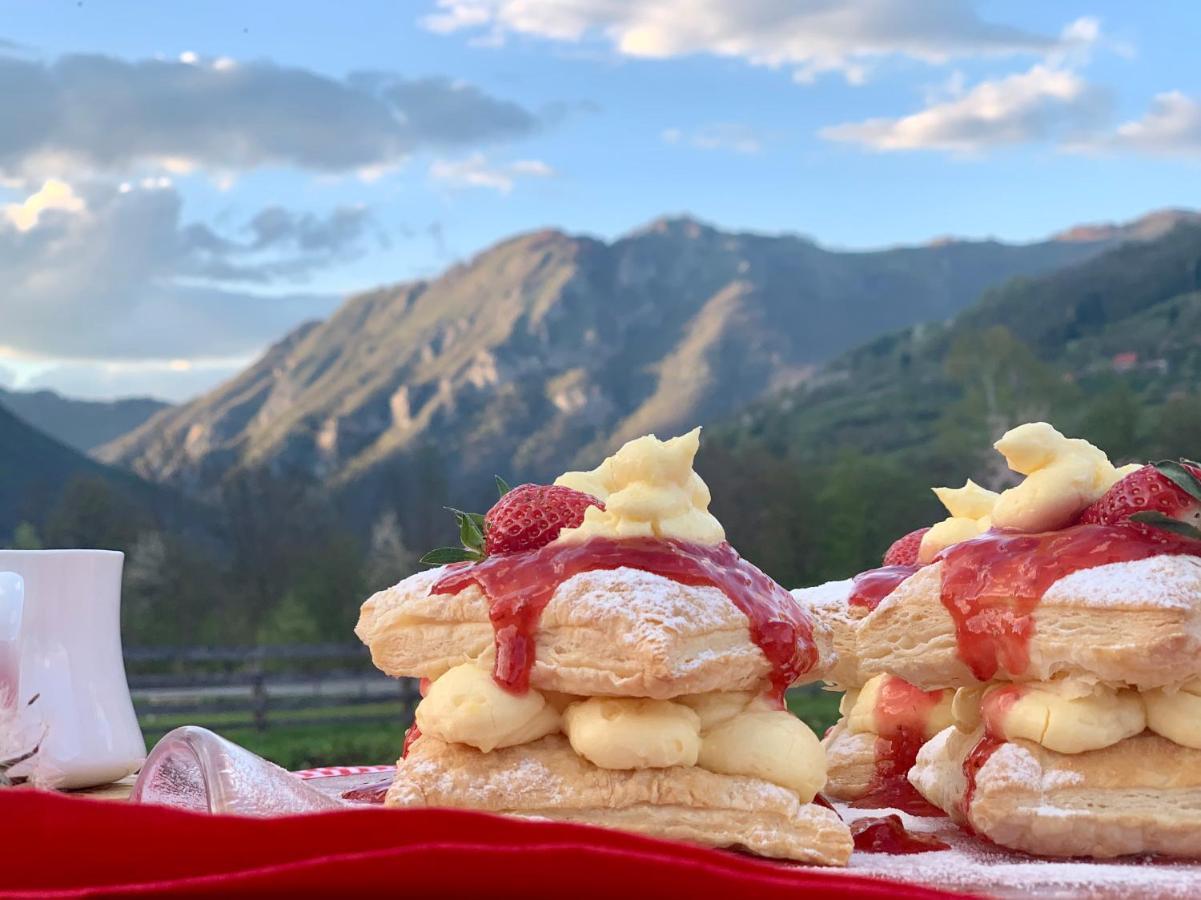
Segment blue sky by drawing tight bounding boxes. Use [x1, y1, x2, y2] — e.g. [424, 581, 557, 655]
[1, 0, 1199, 401]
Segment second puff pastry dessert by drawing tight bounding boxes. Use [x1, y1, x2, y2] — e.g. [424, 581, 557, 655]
[826, 422, 1201, 858]
[356, 428, 852, 865]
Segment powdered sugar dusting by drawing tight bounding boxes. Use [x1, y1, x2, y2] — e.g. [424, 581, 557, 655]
[793, 580, 854, 612]
[983, 741, 1083, 791]
[809, 802, 1201, 896]
[1042, 556, 1201, 611]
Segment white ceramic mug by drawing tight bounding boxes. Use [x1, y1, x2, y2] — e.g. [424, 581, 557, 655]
[0, 550, 146, 788]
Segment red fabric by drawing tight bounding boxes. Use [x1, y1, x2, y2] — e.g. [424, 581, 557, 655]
[1, 790, 970, 898]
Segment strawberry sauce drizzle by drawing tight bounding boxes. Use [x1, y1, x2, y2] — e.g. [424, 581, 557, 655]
[851, 815, 950, 854]
[848, 565, 920, 612]
[960, 686, 1023, 831]
[341, 779, 393, 804]
[430, 537, 818, 704]
[937, 524, 1201, 681]
[849, 675, 946, 817]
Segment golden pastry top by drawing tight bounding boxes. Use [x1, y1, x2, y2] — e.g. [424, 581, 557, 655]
[553, 427, 725, 546]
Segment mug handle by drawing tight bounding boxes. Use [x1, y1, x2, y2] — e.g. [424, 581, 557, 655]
[0, 572, 23, 708]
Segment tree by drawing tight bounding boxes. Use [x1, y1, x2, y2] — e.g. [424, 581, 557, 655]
[42, 477, 146, 550]
[8, 523, 41, 550]
[937, 326, 1072, 487]
[365, 510, 417, 592]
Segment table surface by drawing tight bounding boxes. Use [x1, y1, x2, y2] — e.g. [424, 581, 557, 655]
[73, 776, 135, 802]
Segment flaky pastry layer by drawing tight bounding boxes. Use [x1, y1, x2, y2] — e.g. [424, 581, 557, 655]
[792, 580, 861, 689]
[854, 556, 1201, 690]
[821, 721, 877, 801]
[911, 726, 1201, 858]
[357, 566, 834, 698]
[387, 733, 850, 866]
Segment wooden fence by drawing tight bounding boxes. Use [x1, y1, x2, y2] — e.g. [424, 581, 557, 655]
[125, 643, 420, 737]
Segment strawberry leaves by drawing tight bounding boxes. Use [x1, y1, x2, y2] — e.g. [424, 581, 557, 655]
[1130, 511, 1201, 540]
[419, 476, 511, 566]
[1131, 460, 1201, 541]
[1153, 460, 1201, 504]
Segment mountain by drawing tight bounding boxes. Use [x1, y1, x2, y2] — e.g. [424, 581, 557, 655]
[0, 388, 169, 454]
[97, 212, 1170, 529]
[0, 404, 173, 540]
[719, 219, 1201, 477]
[1050, 208, 1201, 245]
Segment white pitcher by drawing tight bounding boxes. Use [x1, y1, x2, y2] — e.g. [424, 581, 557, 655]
[0, 550, 146, 788]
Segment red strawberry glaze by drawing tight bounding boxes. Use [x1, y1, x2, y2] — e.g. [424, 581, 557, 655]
[960, 685, 1024, 832]
[401, 723, 422, 759]
[342, 778, 393, 805]
[936, 524, 1201, 682]
[849, 676, 946, 817]
[851, 815, 950, 854]
[848, 564, 921, 612]
[430, 537, 818, 704]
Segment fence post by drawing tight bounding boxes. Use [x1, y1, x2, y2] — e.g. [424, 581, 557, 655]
[250, 648, 268, 732]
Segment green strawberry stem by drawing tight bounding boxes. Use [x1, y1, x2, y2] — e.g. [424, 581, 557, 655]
[419, 477, 513, 565]
[1129, 511, 1201, 541]
[1153, 460, 1201, 504]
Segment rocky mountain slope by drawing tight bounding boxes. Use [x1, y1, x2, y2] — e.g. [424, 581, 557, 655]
[97, 212, 1182, 527]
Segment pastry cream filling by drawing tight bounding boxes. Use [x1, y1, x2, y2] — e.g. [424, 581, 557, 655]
[553, 427, 725, 546]
[412, 670, 824, 801]
[416, 663, 561, 752]
[1144, 680, 1201, 750]
[563, 697, 703, 769]
[990, 422, 1136, 533]
[952, 679, 1146, 754]
[918, 480, 999, 563]
[843, 674, 953, 740]
[697, 701, 826, 802]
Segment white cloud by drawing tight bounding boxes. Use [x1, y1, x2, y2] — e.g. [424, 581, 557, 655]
[1105, 91, 1201, 157]
[0, 50, 543, 179]
[0, 180, 370, 365]
[429, 153, 555, 193]
[661, 123, 762, 154]
[820, 64, 1109, 154]
[3, 178, 86, 231]
[422, 0, 1063, 84]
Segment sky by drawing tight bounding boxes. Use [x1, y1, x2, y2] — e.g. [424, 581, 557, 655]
[1, 0, 1200, 402]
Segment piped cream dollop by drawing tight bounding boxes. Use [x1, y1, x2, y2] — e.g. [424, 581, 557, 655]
[698, 703, 825, 802]
[844, 674, 954, 740]
[415, 663, 560, 752]
[553, 427, 725, 546]
[958, 679, 1145, 754]
[918, 479, 1000, 563]
[990, 422, 1137, 533]
[562, 697, 702, 769]
[1144, 680, 1201, 749]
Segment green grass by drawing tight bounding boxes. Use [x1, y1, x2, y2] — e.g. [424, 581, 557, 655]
[140, 689, 846, 772]
[787, 687, 842, 736]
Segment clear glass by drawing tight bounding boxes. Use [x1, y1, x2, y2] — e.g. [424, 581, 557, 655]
[130, 725, 343, 815]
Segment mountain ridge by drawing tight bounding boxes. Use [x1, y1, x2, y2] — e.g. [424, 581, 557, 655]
[97, 208, 1191, 535]
[0, 387, 169, 454]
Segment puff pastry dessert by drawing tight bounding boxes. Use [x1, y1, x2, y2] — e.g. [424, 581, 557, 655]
[809, 422, 1201, 858]
[357, 428, 851, 865]
[798, 581, 953, 813]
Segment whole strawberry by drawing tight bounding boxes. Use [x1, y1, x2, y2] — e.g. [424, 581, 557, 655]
[882, 527, 931, 567]
[420, 479, 604, 565]
[484, 483, 604, 555]
[1079, 461, 1201, 539]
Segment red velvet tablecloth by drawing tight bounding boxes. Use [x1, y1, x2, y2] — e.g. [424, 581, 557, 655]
[1, 790, 969, 898]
